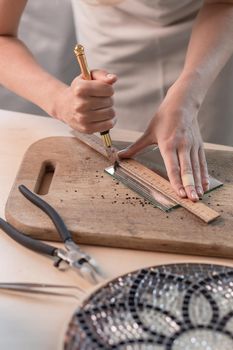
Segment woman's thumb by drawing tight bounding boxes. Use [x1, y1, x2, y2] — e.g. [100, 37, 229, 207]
[91, 70, 117, 84]
[118, 133, 152, 159]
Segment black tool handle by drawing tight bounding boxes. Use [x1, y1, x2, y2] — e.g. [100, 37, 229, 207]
[100, 131, 108, 136]
[19, 185, 72, 243]
[0, 218, 56, 256]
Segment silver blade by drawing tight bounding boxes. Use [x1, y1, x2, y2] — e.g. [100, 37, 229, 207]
[64, 240, 106, 281]
[73, 261, 100, 285]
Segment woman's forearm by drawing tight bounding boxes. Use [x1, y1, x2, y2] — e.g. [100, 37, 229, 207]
[0, 35, 68, 116]
[178, 1, 233, 106]
[0, 0, 117, 136]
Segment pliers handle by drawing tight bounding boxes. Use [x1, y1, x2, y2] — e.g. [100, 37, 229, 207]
[0, 216, 56, 256]
[0, 185, 103, 284]
[19, 185, 72, 243]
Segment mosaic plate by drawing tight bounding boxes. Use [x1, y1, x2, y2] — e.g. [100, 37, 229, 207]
[64, 263, 233, 350]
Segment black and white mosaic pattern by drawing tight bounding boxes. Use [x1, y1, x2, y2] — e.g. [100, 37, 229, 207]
[64, 264, 233, 350]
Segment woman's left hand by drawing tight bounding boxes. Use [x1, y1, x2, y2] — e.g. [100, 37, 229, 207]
[118, 78, 210, 202]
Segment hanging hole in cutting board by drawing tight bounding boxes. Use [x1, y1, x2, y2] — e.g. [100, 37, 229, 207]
[34, 161, 56, 195]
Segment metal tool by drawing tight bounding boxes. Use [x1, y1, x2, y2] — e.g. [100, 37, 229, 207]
[74, 44, 118, 166]
[0, 185, 104, 284]
[0, 282, 84, 300]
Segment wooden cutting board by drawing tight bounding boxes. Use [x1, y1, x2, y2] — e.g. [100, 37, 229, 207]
[5, 136, 233, 258]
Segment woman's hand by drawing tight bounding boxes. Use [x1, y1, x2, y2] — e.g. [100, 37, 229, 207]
[119, 0, 233, 202]
[118, 78, 210, 202]
[53, 70, 117, 134]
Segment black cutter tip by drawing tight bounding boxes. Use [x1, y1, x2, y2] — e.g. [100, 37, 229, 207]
[113, 160, 119, 171]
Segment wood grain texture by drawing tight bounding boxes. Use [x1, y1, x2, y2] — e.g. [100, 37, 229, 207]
[5, 136, 233, 258]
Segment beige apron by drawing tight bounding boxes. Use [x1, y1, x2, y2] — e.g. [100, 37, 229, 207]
[71, 0, 233, 145]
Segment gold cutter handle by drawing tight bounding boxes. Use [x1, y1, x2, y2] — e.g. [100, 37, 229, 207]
[74, 44, 113, 151]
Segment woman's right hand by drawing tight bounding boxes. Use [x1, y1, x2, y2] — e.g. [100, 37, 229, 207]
[53, 70, 117, 133]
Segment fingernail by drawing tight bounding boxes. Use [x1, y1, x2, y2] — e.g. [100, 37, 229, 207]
[191, 190, 199, 201]
[196, 186, 203, 197]
[179, 188, 186, 198]
[117, 150, 123, 158]
[205, 181, 210, 191]
[117, 149, 128, 159]
[106, 73, 116, 80]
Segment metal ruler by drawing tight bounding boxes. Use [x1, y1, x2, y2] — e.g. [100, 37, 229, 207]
[74, 131, 220, 223]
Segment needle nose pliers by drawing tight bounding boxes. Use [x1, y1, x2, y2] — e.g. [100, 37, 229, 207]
[0, 185, 104, 285]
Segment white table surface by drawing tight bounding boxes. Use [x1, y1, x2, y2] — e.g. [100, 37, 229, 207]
[0, 108, 233, 350]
